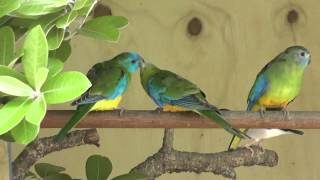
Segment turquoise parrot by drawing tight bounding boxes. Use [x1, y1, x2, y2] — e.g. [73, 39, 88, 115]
[228, 46, 310, 150]
[55, 52, 144, 140]
[140, 63, 248, 138]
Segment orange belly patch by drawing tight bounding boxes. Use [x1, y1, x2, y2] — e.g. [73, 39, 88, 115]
[163, 104, 188, 112]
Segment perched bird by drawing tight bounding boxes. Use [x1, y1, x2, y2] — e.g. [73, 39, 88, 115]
[140, 63, 248, 138]
[55, 52, 144, 140]
[228, 46, 310, 150]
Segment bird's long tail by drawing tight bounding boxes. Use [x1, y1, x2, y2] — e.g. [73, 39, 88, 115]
[55, 103, 95, 141]
[228, 128, 247, 150]
[227, 105, 259, 150]
[198, 110, 249, 139]
[281, 129, 304, 135]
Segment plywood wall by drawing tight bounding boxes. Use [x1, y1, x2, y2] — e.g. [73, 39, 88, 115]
[12, 0, 320, 179]
[0, 142, 8, 180]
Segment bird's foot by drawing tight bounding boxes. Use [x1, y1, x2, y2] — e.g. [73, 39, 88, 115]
[281, 107, 290, 120]
[155, 107, 163, 114]
[242, 140, 262, 157]
[259, 106, 266, 118]
[115, 106, 125, 116]
[243, 145, 255, 157]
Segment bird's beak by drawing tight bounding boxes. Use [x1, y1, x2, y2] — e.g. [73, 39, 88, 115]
[139, 58, 145, 68]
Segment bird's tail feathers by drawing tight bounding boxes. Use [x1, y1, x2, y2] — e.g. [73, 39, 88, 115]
[198, 110, 249, 139]
[55, 103, 95, 141]
[281, 129, 304, 135]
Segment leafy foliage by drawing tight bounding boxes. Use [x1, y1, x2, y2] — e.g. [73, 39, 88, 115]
[0, 0, 128, 144]
[25, 155, 147, 180]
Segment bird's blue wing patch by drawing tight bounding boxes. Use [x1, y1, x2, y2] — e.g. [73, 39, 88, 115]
[247, 74, 269, 110]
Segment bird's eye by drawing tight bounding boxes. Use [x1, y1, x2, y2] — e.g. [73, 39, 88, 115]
[300, 52, 305, 57]
[131, 60, 137, 64]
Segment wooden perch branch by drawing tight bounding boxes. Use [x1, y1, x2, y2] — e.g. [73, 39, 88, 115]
[42, 110, 320, 128]
[131, 129, 278, 180]
[12, 129, 99, 180]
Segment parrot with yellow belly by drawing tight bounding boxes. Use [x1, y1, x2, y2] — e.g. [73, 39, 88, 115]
[228, 46, 310, 150]
[55, 52, 144, 140]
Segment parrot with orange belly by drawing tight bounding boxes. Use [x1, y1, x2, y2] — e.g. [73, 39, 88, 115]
[140, 62, 248, 138]
[228, 46, 310, 150]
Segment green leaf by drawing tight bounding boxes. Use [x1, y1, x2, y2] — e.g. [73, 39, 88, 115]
[36, 67, 49, 90]
[31, 11, 65, 34]
[77, 0, 96, 16]
[0, 16, 11, 26]
[10, 119, 39, 144]
[56, 11, 78, 29]
[0, 26, 15, 66]
[8, 48, 24, 68]
[24, 171, 38, 178]
[0, 97, 32, 135]
[0, 76, 33, 97]
[22, 25, 48, 88]
[111, 172, 147, 180]
[73, 0, 89, 10]
[0, 65, 27, 83]
[86, 155, 112, 180]
[49, 41, 71, 62]
[12, 0, 69, 16]
[35, 163, 65, 177]
[43, 173, 72, 180]
[42, 71, 91, 104]
[47, 27, 65, 50]
[0, 0, 21, 18]
[79, 16, 128, 42]
[47, 58, 64, 78]
[25, 95, 46, 125]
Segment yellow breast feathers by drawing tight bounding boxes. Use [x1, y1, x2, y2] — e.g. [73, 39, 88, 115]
[91, 96, 122, 111]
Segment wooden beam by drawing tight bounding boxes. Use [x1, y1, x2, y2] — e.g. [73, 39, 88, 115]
[41, 110, 320, 129]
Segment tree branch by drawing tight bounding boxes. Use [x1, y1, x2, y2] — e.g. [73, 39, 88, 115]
[131, 129, 278, 179]
[12, 129, 100, 180]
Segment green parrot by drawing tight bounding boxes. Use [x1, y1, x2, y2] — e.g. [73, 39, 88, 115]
[228, 46, 310, 150]
[55, 52, 144, 140]
[140, 62, 248, 138]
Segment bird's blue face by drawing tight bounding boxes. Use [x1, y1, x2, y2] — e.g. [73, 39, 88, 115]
[285, 46, 311, 68]
[118, 52, 144, 73]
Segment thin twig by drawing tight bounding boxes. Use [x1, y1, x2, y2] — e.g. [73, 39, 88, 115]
[12, 129, 99, 180]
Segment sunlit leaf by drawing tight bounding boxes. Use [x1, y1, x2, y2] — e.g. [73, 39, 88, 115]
[86, 155, 112, 180]
[36, 67, 49, 90]
[30, 11, 65, 34]
[0, 0, 21, 18]
[12, 0, 69, 16]
[47, 58, 64, 78]
[0, 65, 27, 83]
[79, 16, 128, 42]
[11, 119, 39, 144]
[42, 71, 91, 104]
[56, 11, 78, 29]
[0, 76, 33, 97]
[0, 97, 32, 135]
[47, 27, 65, 50]
[73, 0, 89, 10]
[22, 25, 48, 88]
[0, 26, 15, 66]
[35, 163, 65, 177]
[25, 95, 46, 125]
[77, 0, 96, 16]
